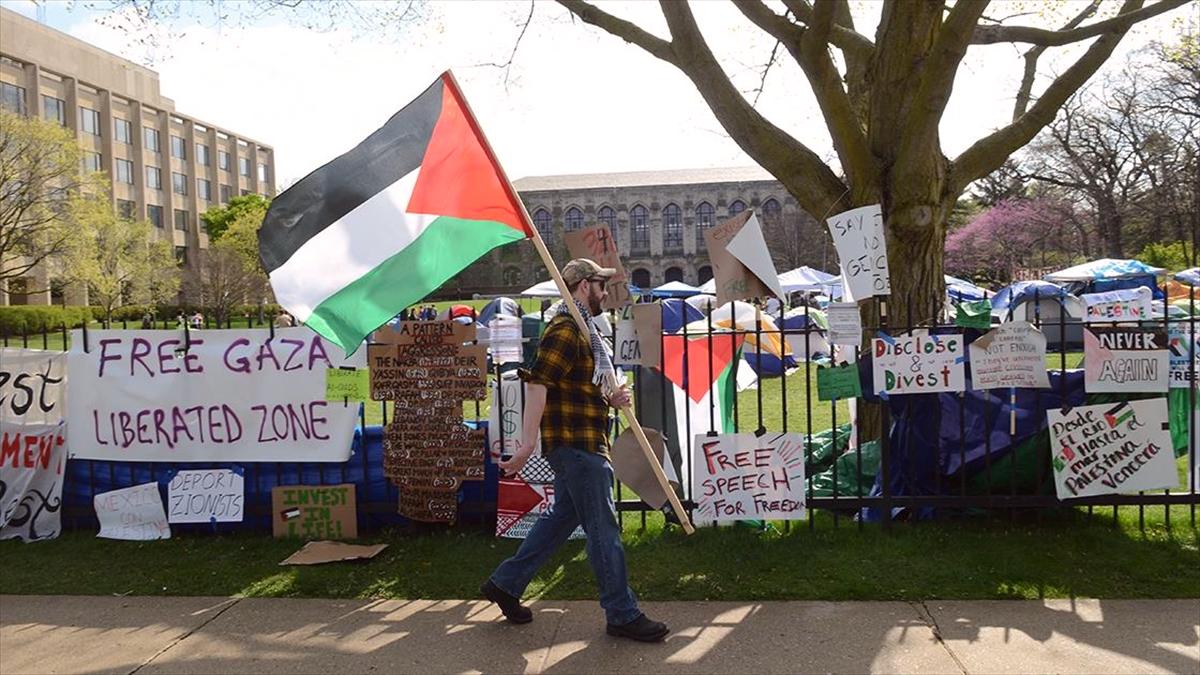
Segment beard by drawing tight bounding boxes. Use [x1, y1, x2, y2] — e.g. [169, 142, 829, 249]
[587, 287, 605, 315]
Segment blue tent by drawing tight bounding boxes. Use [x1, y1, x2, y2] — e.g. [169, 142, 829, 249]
[659, 299, 705, 333]
[651, 281, 704, 298]
[1176, 267, 1200, 286]
[945, 274, 989, 303]
[1044, 258, 1166, 299]
[477, 297, 521, 327]
[990, 280, 1068, 313]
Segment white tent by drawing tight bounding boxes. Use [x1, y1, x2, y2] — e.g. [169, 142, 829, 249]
[519, 280, 560, 297]
[699, 266, 843, 296]
[652, 280, 704, 297]
[1044, 258, 1166, 282]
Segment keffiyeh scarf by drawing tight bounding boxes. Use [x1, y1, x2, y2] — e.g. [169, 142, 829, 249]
[557, 299, 615, 391]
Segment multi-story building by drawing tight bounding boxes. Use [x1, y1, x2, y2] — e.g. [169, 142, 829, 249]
[0, 7, 275, 305]
[448, 167, 825, 297]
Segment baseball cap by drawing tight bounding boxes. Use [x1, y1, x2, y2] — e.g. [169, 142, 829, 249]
[562, 258, 617, 286]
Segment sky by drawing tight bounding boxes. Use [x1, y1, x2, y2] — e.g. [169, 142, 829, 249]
[2, 0, 1189, 188]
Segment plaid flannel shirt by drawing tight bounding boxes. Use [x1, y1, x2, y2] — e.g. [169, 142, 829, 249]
[520, 315, 610, 458]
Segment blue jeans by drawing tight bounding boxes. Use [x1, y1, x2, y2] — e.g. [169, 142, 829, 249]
[490, 446, 641, 625]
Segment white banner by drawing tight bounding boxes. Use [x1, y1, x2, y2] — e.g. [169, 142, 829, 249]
[872, 332, 966, 395]
[67, 328, 363, 462]
[1048, 399, 1177, 500]
[692, 432, 806, 522]
[826, 204, 889, 300]
[0, 349, 68, 542]
[95, 482, 171, 540]
[167, 469, 245, 523]
[1082, 288, 1152, 323]
[826, 302, 863, 347]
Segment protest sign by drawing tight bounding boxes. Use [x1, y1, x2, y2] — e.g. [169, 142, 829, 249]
[611, 428, 673, 509]
[817, 363, 862, 401]
[826, 302, 863, 347]
[955, 299, 993, 330]
[496, 477, 585, 540]
[1084, 327, 1169, 393]
[271, 484, 357, 539]
[968, 322, 1050, 390]
[826, 204, 889, 301]
[95, 482, 170, 540]
[325, 368, 370, 401]
[631, 303, 662, 368]
[692, 432, 806, 522]
[488, 370, 540, 462]
[872, 332, 965, 395]
[1168, 323, 1198, 389]
[167, 469, 244, 523]
[0, 348, 68, 542]
[487, 316, 523, 365]
[1082, 287, 1153, 323]
[705, 211, 774, 303]
[724, 212, 785, 300]
[67, 328, 363, 462]
[564, 224, 631, 310]
[1048, 399, 1177, 500]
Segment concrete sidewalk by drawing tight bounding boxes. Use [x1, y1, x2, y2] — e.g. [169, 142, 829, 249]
[0, 595, 1196, 674]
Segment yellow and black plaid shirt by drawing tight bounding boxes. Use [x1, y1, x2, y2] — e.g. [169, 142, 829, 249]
[520, 315, 610, 458]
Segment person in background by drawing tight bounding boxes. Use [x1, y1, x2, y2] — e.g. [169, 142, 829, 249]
[274, 311, 295, 328]
[190, 312, 204, 329]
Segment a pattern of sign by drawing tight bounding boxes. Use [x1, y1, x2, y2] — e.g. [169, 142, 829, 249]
[167, 469, 245, 523]
[1048, 399, 1177, 500]
[826, 302, 863, 347]
[692, 432, 806, 522]
[271, 484, 356, 539]
[1084, 327, 1169, 393]
[1082, 287, 1153, 323]
[872, 332, 965, 395]
[66, 328, 363, 462]
[0, 349, 67, 542]
[1168, 323, 1198, 389]
[564, 224, 631, 310]
[826, 204, 890, 301]
[968, 322, 1050, 390]
[95, 482, 171, 540]
[370, 321, 486, 523]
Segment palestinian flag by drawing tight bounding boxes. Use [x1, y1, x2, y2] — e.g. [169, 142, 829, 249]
[259, 72, 532, 352]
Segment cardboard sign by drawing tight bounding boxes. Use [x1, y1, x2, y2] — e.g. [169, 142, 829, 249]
[279, 541, 387, 566]
[0, 348, 68, 542]
[325, 368, 370, 401]
[167, 469, 244, 523]
[705, 211, 773, 303]
[872, 332, 965, 395]
[724, 212, 784, 300]
[95, 482, 170, 541]
[1084, 327, 1169, 393]
[955, 299, 993, 330]
[487, 370, 540, 462]
[826, 302, 863, 346]
[826, 204, 889, 300]
[564, 224, 630, 310]
[1048, 399, 1177, 500]
[969, 322, 1050, 390]
[1168, 323, 1198, 389]
[610, 428, 673, 509]
[691, 432, 806, 522]
[631, 303, 662, 368]
[1082, 287, 1153, 323]
[271, 484, 357, 539]
[817, 363, 863, 401]
[614, 319, 644, 366]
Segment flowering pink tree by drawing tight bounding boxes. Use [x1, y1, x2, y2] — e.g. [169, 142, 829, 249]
[946, 198, 1080, 284]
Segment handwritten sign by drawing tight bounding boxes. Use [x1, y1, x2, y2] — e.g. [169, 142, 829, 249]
[955, 299, 993, 330]
[271, 484, 356, 539]
[1082, 287, 1152, 323]
[1048, 399, 1177, 500]
[488, 370, 539, 462]
[872, 332, 965, 395]
[614, 319, 644, 366]
[631, 303, 662, 368]
[817, 363, 862, 401]
[826, 302, 862, 346]
[968, 322, 1050, 390]
[691, 433, 806, 522]
[564, 224, 631, 310]
[1084, 327, 1169, 393]
[1168, 324, 1198, 389]
[0, 348, 68, 542]
[66, 328, 363, 462]
[826, 204, 889, 300]
[487, 316, 523, 365]
[723, 212, 784, 300]
[95, 482, 170, 540]
[167, 469, 244, 523]
[325, 368, 370, 401]
[705, 211, 772, 303]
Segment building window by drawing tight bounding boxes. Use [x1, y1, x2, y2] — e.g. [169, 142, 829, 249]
[42, 96, 65, 126]
[631, 268, 651, 289]
[563, 206, 584, 231]
[663, 203, 682, 252]
[241, 188, 251, 196]
[79, 107, 101, 136]
[218, 150, 230, 171]
[81, 151, 102, 174]
[532, 208, 552, 243]
[728, 200, 747, 216]
[196, 143, 210, 166]
[146, 166, 162, 189]
[174, 209, 189, 231]
[174, 246, 187, 265]
[114, 118, 132, 144]
[172, 172, 188, 195]
[115, 158, 134, 184]
[502, 267, 522, 286]
[630, 205, 649, 252]
[197, 178, 212, 201]
[258, 163, 269, 183]
[698, 265, 714, 284]
[665, 267, 684, 283]
[761, 197, 781, 222]
[219, 184, 232, 203]
[0, 82, 25, 114]
[144, 126, 160, 152]
[598, 205, 616, 229]
[117, 199, 136, 219]
[695, 201, 715, 248]
[170, 135, 187, 160]
[238, 157, 250, 177]
[147, 204, 163, 228]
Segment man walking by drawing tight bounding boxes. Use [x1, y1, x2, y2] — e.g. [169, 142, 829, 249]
[481, 258, 669, 643]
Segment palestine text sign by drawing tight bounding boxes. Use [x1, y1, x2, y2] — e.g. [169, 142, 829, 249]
[1083, 327, 1169, 393]
[826, 204, 890, 300]
[0, 348, 68, 542]
[66, 328, 363, 462]
[1082, 288, 1152, 323]
[968, 322, 1050, 390]
[1048, 399, 1177, 500]
[872, 333, 965, 395]
[167, 469, 245, 523]
[692, 433, 806, 522]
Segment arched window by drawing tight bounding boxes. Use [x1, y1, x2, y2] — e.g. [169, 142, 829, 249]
[665, 267, 684, 283]
[533, 208, 552, 243]
[564, 206, 584, 231]
[662, 203, 682, 252]
[761, 198, 782, 225]
[695, 201, 715, 248]
[630, 205, 649, 252]
[631, 268, 651, 289]
[597, 205, 617, 244]
[728, 200, 747, 216]
[697, 266, 713, 284]
[503, 267, 522, 286]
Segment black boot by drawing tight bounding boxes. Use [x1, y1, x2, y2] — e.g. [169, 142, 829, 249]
[480, 580, 533, 624]
[607, 613, 669, 642]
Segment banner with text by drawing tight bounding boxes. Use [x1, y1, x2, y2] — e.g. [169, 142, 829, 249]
[1082, 287, 1153, 323]
[1048, 398, 1177, 500]
[67, 328, 364, 462]
[872, 332, 965, 395]
[0, 349, 68, 542]
[692, 432, 806, 522]
[1168, 323, 1198, 388]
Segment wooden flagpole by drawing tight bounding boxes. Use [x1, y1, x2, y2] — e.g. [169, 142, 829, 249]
[444, 71, 696, 535]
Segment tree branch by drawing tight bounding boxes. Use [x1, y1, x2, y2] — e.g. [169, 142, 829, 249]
[971, 0, 1188, 46]
[556, 0, 676, 64]
[781, 0, 875, 57]
[1012, 0, 1101, 119]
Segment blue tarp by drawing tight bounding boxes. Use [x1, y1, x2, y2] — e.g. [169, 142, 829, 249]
[477, 297, 521, 327]
[660, 299, 705, 333]
[990, 280, 1069, 313]
[1175, 268, 1200, 286]
[1044, 258, 1166, 300]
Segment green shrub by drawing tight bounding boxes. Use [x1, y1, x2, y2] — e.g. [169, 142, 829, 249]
[0, 306, 93, 335]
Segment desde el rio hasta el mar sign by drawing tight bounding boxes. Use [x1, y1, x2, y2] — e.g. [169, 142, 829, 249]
[66, 328, 364, 462]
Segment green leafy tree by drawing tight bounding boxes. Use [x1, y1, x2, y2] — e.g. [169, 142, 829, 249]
[192, 197, 273, 322]
[200, 193, 271, 240]
[1138, 241, 1194, 272]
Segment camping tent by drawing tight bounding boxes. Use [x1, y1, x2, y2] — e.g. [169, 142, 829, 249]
[1176, 267, 1200, 286]
[520, 280, 560, 297]
[945, 274, 989, 303]
[1044, 258, 1166, 298]
[991, 280, 1082, 349]
[659, 299, 705, 333]
[477, 297, 521, 326]
[651, 281, 704, 298]
[780, 307, 831, 362]
[699, 266, 844, 298]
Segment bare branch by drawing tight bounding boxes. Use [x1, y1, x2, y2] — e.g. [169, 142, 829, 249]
[1012, 0, 1101, 120]
[781, 0, 875, 57]
[750, 38, 784, 107]
[971, 0, 1188, 46]
[474, 1, 535, 90]
[555, 0, 676, 64]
